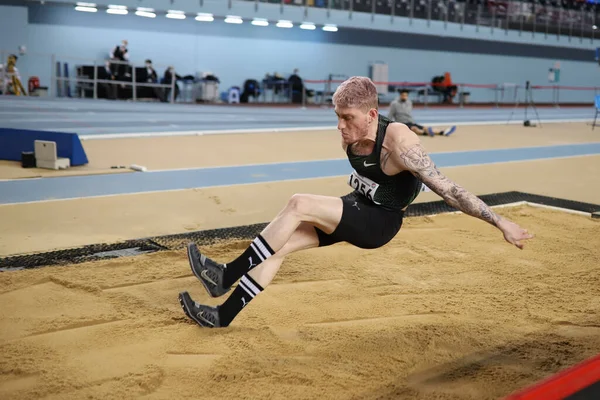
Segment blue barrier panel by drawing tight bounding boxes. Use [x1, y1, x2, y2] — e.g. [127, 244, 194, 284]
[0, 128, 88, 166]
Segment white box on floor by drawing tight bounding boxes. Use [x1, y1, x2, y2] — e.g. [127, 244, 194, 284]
[34, 140, 70, 170]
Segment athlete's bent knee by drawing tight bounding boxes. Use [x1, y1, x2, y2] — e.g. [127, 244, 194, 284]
[285, 194, 314, 218]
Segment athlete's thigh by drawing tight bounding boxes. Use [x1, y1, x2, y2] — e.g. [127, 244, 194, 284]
[277, 222, 320, 258]
[292, 193, 343, 235]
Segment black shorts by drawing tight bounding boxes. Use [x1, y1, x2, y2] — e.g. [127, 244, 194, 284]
[315, 192, 404, 249]
[405, 122, 424, 130]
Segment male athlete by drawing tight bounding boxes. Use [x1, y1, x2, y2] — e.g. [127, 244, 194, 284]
[388, 89, 456, 137]
[178, 76, 533, 328]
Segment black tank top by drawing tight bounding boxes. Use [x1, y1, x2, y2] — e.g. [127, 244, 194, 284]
[346, 114, 422, 211]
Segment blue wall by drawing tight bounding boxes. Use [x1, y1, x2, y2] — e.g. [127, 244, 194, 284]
[1, 1, 598, 103]
[0, 6, 27, 59]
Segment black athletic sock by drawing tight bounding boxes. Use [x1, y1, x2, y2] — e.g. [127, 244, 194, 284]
[223, 235, 274, 288]
[218, 274, 264, 327]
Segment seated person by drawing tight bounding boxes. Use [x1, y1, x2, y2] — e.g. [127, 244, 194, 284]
[288, 68, 314, 103]
[143, 59, 166, 102]
[162, 66, 182, 101]
[98, 60, 118, 100]
[388, 89, 456, 137]
[434, 72, 458, 104]
[241, 79, 260, 103]
[263, 72, 287, 95]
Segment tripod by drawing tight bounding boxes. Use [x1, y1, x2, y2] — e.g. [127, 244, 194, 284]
[507, 81, 542, 127]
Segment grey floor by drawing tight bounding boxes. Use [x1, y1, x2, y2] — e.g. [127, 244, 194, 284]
[0, 97, 594, 137]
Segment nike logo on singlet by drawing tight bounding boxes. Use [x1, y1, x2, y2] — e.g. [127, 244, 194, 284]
[363, 161, 377, 167]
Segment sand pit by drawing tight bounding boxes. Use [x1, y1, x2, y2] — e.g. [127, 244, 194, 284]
[1, 206, 599, 400]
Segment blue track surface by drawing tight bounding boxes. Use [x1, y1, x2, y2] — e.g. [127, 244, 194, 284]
[2, 143, 599, 205]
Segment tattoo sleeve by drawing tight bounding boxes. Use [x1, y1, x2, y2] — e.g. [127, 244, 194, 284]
[381, 149, 394, 170]
[399, 144, 502, 227]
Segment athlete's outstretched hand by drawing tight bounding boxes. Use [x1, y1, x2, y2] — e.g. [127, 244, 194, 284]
[497, 219, 534, 249]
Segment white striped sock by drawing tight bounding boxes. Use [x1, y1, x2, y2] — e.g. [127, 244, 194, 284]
[238, 280, 255, 298]
[250, 242, 265, 262]
[253, 236, 273, 259]
[240, 275, 262, 296]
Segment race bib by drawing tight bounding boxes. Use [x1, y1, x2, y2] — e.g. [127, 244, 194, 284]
[348, 170, 381, 204]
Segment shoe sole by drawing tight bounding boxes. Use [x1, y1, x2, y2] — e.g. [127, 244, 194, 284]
[187, 243, 220, 298]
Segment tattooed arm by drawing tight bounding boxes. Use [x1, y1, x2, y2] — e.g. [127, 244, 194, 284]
[398, 145, 502, 226]
[382, 126, 534, 248]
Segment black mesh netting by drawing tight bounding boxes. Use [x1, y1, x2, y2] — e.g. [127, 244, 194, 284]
[1, 191, 598, 271]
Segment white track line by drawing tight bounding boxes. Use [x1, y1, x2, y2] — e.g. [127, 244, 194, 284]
[426, 202, 528, 216]
[492, 201, 528, 209]
[79, 125, 337, 140]
[78, 118, 592, 140]
[522, 202, 593, 217]
[427, 201, 593, 217]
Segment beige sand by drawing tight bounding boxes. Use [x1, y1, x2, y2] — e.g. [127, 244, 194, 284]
[1, 155, 599, 257]
[1, 206, 599, 400]
[1, 122, 598, 178]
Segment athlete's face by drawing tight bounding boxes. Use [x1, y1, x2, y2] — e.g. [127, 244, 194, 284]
[335, 106, 376, 144]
